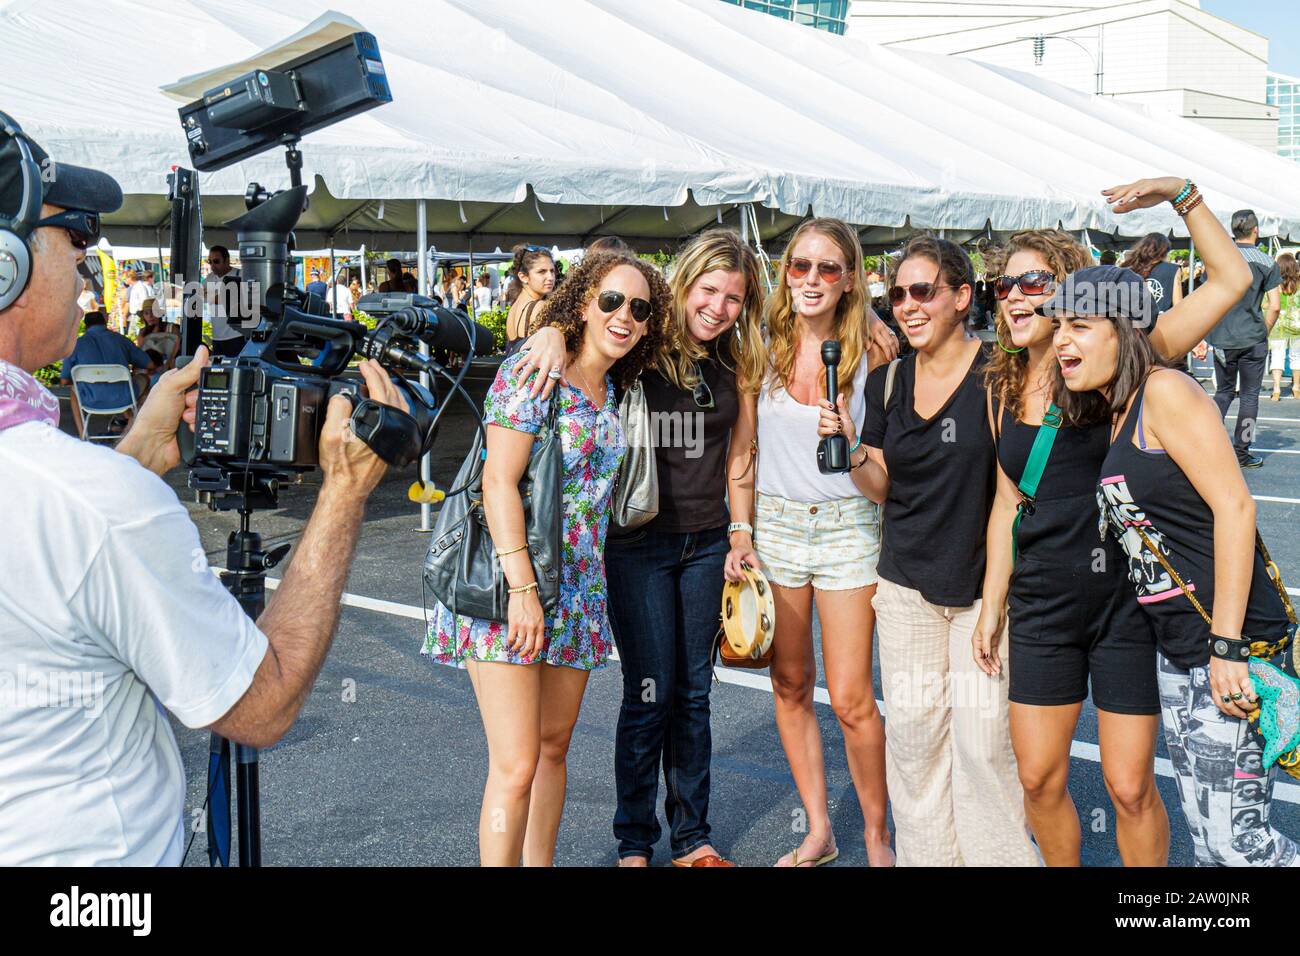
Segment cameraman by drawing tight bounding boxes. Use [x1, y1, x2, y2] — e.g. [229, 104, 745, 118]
[0, 130, 404, 865]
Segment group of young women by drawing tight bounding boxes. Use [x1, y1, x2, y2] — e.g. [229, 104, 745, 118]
[421, 173, 1298, 868]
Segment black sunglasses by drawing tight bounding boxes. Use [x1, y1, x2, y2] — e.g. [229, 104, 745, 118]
[32, 209, 99, 251]
[691, 362, 715, 410]
[994, 271, 1056, 300]
[597, 289, 652, 323]
[888, 281, 954, 306]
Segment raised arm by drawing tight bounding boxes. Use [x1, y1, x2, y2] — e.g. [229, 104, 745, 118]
[1102, 177, 1251, 360]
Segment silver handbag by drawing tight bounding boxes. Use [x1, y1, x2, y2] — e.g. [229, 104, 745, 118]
[611, 379, 659, 530]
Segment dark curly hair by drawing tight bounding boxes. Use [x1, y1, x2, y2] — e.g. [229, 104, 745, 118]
[530, 252, 671, 389]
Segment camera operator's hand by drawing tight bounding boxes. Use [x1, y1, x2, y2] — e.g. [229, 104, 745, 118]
[318, 360, 408, 496]
[116, 345, 209, 478]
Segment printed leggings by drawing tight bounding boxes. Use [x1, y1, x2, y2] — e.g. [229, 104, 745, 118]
[1158, 652, 1300, 866]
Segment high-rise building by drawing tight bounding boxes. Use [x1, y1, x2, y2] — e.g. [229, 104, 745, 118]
[1268, 72, 1299, 163]
[847, 0, 1278, 151]
[719, 0, 849, 35]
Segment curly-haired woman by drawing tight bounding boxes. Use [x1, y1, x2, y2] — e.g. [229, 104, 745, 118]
[422, 252, 670, 866]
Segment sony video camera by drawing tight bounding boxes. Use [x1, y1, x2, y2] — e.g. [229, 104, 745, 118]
[173, 32, 490, 508]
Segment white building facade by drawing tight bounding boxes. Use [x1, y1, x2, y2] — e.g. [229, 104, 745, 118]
[847, 0, 1278, 151]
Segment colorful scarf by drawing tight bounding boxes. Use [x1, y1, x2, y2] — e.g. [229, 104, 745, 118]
[0, 358, 60, 432]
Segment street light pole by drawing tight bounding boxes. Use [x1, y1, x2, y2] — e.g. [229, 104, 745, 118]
[1029, 27, 1105, 96]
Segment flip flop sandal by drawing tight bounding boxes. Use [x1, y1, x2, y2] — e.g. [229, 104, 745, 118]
[783, 846, 839, 868]
[672, 853, 737, 867]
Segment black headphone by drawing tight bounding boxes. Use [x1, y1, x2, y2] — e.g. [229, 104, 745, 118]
[0, 111, 43, 312]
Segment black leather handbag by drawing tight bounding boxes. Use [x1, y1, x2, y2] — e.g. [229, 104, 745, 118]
[423, 399, 563, 623]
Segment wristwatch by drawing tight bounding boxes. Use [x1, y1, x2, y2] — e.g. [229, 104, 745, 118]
[1209, 634, 1252, 662]
[728, 521, 754, 538]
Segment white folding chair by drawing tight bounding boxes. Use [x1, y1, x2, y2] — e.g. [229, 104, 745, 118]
[69, 364, 138, 442]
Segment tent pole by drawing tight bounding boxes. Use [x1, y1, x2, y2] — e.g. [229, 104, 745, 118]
[468, 237, 476, 316]
[740, 203, 750, 245]
[1188, 239, 1196, 296]
[329, 238, 336, 300]
[155, 227, 164, 284]
[417, 199, 433, 533]
[360, 243, 367, 290]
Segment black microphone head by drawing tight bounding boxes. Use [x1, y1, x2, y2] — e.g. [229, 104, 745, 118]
[821, 339, 841, 366]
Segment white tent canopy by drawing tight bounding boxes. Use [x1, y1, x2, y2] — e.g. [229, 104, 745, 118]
[4, 0, 1300, 252]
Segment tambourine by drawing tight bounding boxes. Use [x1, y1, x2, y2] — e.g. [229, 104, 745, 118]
[718, 563, 775, 669]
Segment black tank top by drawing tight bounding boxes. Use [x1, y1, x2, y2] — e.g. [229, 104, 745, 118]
[997, 407, 1112, 566]
[1098, 376, 1289, 667]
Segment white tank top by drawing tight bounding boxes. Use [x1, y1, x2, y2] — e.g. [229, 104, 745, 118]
[756, 357, 870, 503]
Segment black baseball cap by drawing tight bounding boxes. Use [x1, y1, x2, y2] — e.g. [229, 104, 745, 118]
[1036, 265, 1158, 328]
[0, 124, 123, 222]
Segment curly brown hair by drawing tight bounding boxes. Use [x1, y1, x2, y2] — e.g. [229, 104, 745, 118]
[982, 229, 1090, 418]
[530, 252, 671, 389]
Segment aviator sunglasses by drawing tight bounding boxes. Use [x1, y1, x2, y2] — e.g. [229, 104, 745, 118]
[597, 289, 652, 323]
[994, 271, 1056, 300]
[787, 257, 845, 283]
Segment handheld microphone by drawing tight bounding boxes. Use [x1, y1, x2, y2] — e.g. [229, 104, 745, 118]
[816, 339, 850, 474]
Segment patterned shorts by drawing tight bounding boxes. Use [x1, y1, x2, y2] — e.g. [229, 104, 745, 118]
[753, 492, 881, 591]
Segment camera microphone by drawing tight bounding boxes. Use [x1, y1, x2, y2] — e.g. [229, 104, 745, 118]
[816, 339, 850, 474]
[387, 306, 494, 356]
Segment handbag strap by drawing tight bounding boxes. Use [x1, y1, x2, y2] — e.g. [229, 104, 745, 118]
[1011, 403, 1062, 561]
[1131, 525, 1298, 641]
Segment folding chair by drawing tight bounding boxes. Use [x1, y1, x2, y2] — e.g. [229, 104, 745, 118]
[69, 364, 138, 442]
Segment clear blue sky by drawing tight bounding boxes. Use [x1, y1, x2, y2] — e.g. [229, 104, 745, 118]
[1200, 0, 1300, 78]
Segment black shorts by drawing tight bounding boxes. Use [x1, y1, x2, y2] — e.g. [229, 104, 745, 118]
[1007, 557, 1159, 715]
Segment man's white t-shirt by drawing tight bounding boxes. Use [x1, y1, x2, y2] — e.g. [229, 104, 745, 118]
[204, 270, 244, 343]
[327, 282, 354, 317]
[0, 421, 268, 865]
[128, 281, 151, 316]
[473, 286, 492, 313]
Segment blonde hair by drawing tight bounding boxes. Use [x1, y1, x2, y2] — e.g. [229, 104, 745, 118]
[756, 218, 871, 396]
[657, 229, 766, 394]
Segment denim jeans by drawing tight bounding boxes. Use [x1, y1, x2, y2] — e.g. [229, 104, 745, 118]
[1213, 341, 1268, 457]
[606, 524, 728, 861]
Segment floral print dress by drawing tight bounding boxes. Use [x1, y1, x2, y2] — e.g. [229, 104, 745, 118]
[422, 352, 625, 671]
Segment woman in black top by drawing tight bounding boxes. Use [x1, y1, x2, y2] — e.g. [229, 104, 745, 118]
[504, 244, 556, 357]
[976, 179, 1253, 867]
[837, 235, 1038, 866]
[1051, 179, 1298, 865]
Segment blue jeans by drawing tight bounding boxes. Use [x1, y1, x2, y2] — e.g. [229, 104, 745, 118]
[607, 524, 728, 861]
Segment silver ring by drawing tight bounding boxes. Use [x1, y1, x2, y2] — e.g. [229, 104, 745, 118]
[547, 369, 562, 380]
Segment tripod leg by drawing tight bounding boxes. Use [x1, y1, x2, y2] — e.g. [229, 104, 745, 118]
[236, 744, 262, 867]
[207, 734, 232, 867]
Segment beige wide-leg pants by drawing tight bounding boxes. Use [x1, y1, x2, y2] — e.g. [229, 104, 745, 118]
[873, 578, 1039, 866]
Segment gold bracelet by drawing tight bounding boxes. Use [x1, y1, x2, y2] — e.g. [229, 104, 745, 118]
[507, 582, 539, 595]
[496, 543, 529, 558]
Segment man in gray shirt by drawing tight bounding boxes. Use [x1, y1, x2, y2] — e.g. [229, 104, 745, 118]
[1208, 209, 1282, 468]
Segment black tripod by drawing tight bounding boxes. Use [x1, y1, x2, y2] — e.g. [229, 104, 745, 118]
[207, 502, 290, 867]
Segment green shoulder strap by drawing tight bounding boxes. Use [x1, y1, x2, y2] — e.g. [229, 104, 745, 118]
[1012, 403, 1062, 561]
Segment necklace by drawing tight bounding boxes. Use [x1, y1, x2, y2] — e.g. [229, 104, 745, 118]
[567, 361, 606, 408]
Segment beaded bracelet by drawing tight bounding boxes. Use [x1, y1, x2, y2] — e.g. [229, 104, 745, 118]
[1173, 185, 1203, 217]
[1172, 179, 1193, 206]
[507, 582, 539, 595]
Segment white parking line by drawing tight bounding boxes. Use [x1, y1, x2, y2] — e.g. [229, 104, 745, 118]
[230, 573, 1300, 801]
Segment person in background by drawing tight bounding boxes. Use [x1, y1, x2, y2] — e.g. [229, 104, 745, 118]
[505, 244, 556, 356]
[60, 311, 156, 430]
[1100, 250, 1118, 267]
[379, 258, 411, 294]
[115, 269, 137, 334]
[1268, 253, 1300, 401]
[1122, 233, 1183, 320]
[473, 271, 493, 315]
[1206, 210, 1282, 469]
[204, 245, 244, 359]
[587, 236, 633, 257]
[349, 277, 362, 308]
[327, 270, 354, 319]
[305, 269, 328, 300]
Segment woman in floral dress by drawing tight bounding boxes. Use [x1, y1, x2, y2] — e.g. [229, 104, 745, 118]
[423, 252, 670, 865]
